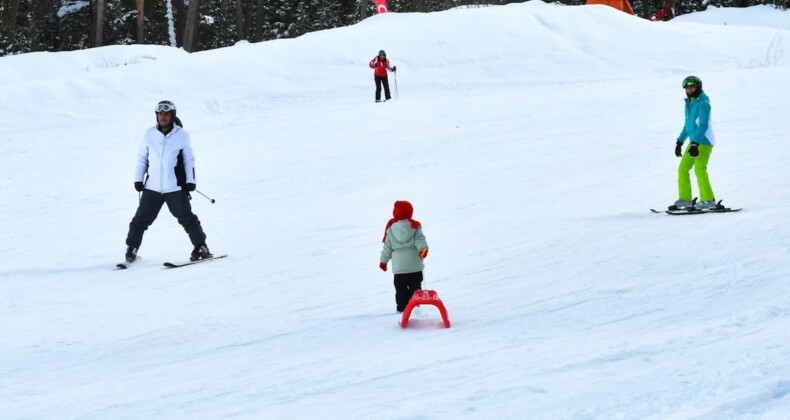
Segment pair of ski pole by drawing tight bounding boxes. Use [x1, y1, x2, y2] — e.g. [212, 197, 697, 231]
[138, 189, 216, 204]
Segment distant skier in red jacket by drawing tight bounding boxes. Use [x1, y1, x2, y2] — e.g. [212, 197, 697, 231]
[369, 50, 396, 103]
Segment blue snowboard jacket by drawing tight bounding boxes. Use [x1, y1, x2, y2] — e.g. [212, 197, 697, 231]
[677, 91, 715, 146]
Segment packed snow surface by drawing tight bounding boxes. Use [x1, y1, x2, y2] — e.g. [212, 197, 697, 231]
[1, 3, 789, 419]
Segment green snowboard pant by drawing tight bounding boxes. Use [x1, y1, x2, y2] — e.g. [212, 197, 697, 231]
[678, 143, 715, 202]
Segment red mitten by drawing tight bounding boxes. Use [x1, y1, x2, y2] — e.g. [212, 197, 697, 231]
[379, 262, 387, 272]
[418, 248, 428, 259]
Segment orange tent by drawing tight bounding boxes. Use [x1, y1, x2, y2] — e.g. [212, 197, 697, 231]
[586, 0, 634, 15]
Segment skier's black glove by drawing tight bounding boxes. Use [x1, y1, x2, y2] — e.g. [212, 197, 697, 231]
[393, 66, 397, 72]
[184, 183, 196, 192]
[674, 142, 683, 157]
[134, 181, 144, 192]
[689, 142, 699, 158]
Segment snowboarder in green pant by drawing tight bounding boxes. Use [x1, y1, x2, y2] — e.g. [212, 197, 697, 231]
[670, 75, 718, 211]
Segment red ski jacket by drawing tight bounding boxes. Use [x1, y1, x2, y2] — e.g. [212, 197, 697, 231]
[369, 57, 394, 78]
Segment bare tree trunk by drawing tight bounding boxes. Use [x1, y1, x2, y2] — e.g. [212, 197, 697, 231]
[235, 0, 244, 40]
[95, 0, 105, 46]
[243, 1, 253, 39]
[255, 0, 264, 41]
[183, 0, 201, 52]
[221, 0, 228, 14]
[359, 0, 367, 20]
[136, 0, 144, 43]
[9, 0, 21, 29]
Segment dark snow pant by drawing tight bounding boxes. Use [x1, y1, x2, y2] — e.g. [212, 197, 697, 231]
[375, 76, 391, 101]
[126, 189, 206, 249]
[394, 271, 423, 312]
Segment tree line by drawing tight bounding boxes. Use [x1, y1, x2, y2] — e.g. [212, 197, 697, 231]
[0, 0, 787, 56]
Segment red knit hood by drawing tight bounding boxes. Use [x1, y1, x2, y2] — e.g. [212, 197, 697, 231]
[382, 200, 421, 242]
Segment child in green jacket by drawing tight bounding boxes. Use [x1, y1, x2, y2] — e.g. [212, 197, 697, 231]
[380, 201, 429, 312]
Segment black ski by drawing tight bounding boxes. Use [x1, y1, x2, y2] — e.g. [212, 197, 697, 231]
[651, 199, 741, 215]
[116, 256, 141, 269]
[664, 207, 742, 215]
[163, 254, 227, 268]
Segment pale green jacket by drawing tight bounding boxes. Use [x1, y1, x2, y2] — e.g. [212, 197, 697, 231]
[380, 221, 429, 274]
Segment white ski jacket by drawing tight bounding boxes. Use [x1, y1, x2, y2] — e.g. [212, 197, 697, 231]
[134, 124, 196, 194]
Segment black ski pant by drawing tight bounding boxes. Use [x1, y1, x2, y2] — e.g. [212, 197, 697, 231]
[126, 189, 206, 249]
[375, 76, 391, 101]
[394, 271, 423, 312]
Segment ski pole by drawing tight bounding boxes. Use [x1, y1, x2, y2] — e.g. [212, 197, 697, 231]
[195, 189, 216, 204]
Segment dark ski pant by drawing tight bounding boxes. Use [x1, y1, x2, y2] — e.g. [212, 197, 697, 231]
[394, 271, 423, 312]
[375, 76, 391, 101]
[126, 189, 206, 249]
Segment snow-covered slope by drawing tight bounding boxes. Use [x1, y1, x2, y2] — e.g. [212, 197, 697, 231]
[1, 3, 789, 418]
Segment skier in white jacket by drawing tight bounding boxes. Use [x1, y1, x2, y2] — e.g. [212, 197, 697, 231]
[123, 100, 211, 263]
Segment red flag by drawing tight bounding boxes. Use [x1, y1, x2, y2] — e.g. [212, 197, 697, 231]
[375, 0, 389, 13]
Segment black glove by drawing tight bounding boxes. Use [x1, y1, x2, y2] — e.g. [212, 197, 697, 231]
[393, 66, 397, 72]
[134, 181, 144, 192]
[674, 142, 683, 157]
[184, 183, 196, 192]
[689, 142, 699, 158]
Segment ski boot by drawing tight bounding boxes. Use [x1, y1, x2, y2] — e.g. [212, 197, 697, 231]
[125, 246, 138, 263]
[190, 244, 212, 261]
[668, 199, 693, 211]
[696, 200, 719, 210]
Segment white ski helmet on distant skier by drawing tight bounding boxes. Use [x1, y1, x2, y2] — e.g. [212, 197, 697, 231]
[155, 100, 177, 119]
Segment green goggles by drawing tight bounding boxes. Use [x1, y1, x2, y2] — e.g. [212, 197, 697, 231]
[682, 80, 697, 88]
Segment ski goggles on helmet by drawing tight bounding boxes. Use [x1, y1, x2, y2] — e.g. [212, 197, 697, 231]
[682, 79, 697, 88]
[155, 102, 176, 113]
